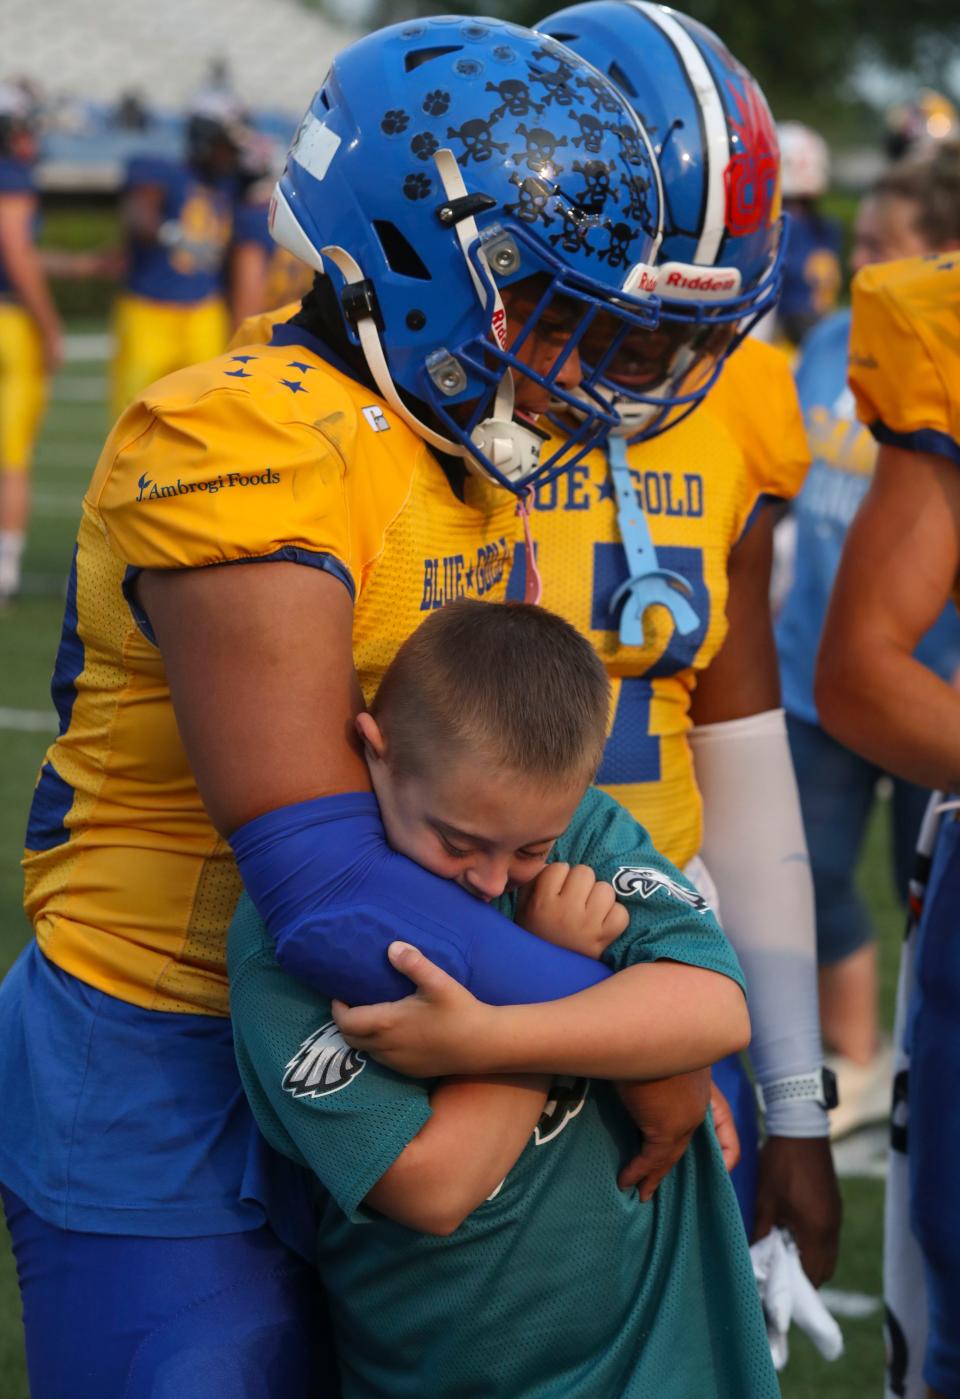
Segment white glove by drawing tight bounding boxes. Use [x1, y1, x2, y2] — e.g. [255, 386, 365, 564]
[750, 1227, 844, 1370]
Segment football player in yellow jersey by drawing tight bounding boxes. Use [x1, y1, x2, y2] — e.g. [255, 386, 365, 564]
[0, 84, 62, 604]
[0, 20, 681, 1398]
[109, 93, 244, 419]
[230, 165, 314, 330]
[819, 246, 960, 1399]
[530, 2, 842, 1289]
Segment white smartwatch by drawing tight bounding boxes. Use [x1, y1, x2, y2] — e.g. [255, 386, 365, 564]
[756, 1067, 839, 1114]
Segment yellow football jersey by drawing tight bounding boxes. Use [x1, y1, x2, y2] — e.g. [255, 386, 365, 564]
[24, 335, 517, 1016]
[529, 337, 809, 867]
[849, 253, 960, 458]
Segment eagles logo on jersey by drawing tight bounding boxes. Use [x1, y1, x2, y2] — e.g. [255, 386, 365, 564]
[282, 1022, 366, 1099]
[612, 866, 709, 912]
[534, 1076, 589, 1145]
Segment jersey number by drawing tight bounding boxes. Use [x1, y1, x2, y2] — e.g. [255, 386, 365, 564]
[592, 541, 709, 786]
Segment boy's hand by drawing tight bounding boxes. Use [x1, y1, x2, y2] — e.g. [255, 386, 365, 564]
[516, 863, 629, 956]
[709, 1080, 741, 1173]
[333, 942, 494, 1078]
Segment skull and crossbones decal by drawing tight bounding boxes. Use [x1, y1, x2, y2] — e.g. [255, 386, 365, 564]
[512, 124, 569, 174]
[446, 114, 510, 165]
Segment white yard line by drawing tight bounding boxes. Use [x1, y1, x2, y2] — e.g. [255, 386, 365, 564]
[0, 707, 56, 733]
[820, 1287, 882, 1319]
[62, 332, 112, 361]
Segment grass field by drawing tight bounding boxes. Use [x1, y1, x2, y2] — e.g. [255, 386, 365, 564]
[0, 329, 903, 1396]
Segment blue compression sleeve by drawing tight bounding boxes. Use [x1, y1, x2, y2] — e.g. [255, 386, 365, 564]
[229, 791, 611, 1006]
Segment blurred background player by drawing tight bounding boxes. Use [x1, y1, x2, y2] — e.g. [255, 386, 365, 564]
[770, 121, 842, 348]
[817, 246, 960, 1399]
[885, 89, 959, 162]
[776, 142, 960, 1139]
[109, 89, 244, 418]
[229, 135, 313, 330]
[0, 81, 62, 606]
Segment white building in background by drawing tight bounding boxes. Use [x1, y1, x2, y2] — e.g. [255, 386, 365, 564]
[1, 0, 358, 113]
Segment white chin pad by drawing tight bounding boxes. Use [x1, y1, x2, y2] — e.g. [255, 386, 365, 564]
[469, 418, 544, 485]
[549, 388, 659, 437]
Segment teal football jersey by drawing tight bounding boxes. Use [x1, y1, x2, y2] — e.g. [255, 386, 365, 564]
[228, 786, 776, 1398]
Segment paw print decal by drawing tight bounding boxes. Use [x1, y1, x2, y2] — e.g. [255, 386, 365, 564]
[410, 132, 440, 162]
[381, 109, 410, 136]
[403, 172, 433, 201]
[422, 90, 450, 117]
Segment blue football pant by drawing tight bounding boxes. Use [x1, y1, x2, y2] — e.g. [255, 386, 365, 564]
[908, 814, 960, 1396]
[712, 1052, 758, 1235]
[1, 1187, 339, 1399]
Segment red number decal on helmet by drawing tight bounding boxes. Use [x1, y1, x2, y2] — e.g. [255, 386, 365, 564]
[723, 76, 779, 236]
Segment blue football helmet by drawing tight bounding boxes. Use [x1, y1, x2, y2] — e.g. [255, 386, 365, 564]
[269, 16, 666, 491]
[540, 1, 784, 436]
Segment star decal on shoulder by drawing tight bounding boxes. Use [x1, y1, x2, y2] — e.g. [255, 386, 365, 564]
[280, 379, 307, 394]
[224, 368, 252, 378]
[231, 354, 258, 363]
[287, 360, 316, 374]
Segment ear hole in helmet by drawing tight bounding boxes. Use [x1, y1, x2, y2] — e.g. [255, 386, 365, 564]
[404, 45, 463, 73]
[319, 89, 330, 110]
[372, 220, 432, 280]
[607, 62, 637, 99]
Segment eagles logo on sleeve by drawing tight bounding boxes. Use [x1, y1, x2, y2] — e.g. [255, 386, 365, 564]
[282, 1022, 366, 1099]
[612, 866, 710, 912]
[534, 1076, 589, 1145]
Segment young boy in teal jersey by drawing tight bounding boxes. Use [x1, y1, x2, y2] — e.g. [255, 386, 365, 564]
[228, 601, 779, 1399]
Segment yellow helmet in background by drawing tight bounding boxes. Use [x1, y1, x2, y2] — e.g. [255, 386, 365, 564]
[885, 89, 959, 160]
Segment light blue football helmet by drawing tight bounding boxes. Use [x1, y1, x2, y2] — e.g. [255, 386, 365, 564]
[270, 16, 666, 491]
[540, 1, 785, 436]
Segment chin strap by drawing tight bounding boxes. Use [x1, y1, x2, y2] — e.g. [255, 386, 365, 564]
[433, 150, 545, 485]
[515, 490, 543, 606]
[320, 242, 462, 457]
[606, 435, 699, 645]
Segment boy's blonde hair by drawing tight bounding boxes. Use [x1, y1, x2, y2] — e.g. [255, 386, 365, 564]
[371, 599, 610, 786]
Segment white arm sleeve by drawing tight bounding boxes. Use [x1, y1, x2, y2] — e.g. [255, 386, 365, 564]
[689, 707, 828, 1138]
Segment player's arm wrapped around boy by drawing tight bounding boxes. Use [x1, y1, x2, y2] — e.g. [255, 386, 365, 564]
[330, 789, 751, 1084]
[230, 791, 613, 1008]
